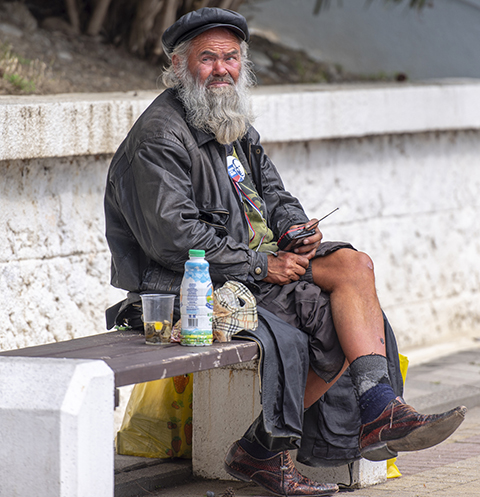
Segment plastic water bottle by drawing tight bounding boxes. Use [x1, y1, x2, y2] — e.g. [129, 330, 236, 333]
[180, 249, 213, 346]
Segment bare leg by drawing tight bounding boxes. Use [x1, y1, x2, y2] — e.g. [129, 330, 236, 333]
[304, 361, 348, 409]
[298, 249, 465, 463]
[303, 249, 386, 407]
[311, 249, 386, 362]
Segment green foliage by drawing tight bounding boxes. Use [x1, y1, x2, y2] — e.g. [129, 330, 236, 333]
[4, 73, 36, 92]
[0, 43, 48, 94]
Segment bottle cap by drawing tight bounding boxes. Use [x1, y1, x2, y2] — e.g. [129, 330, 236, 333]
[189, 249, 205, 258]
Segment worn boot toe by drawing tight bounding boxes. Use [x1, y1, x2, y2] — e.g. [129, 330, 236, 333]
[359, 397, 467, 461]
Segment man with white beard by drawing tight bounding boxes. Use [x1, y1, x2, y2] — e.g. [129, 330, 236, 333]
[104, 8, 466, 497]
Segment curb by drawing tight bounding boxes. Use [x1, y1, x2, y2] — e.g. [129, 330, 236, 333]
[403, 347, 480, 414]
[115, 455, 192, 497]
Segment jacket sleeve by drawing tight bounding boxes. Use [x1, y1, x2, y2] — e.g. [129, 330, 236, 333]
[115, 135, 268, 283]
[246, 129, 310, 237]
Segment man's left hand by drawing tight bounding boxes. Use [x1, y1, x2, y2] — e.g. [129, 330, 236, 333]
[291, 219, 323, 259]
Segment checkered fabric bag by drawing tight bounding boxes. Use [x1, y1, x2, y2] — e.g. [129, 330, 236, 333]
[212, 281, 258, 342]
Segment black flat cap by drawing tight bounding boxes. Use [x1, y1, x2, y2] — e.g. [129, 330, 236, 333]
[162, 7, 249, 55]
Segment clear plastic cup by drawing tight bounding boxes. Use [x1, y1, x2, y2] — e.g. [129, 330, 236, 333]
[140, 294, 175, 345]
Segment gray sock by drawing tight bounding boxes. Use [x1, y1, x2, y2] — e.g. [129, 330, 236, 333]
[349, 354, 390, 398]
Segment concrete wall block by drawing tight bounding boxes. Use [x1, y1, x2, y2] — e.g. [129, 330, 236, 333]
[3, 83, 480, 160]
[1, 155, 113, 261]
[385, 293, 480, 350]
[0, 92, 154, 161]
[265, 129, 480, 350]
[192, 362, 261, 480]
[253, 84, 480, 143]
[0, 254, 124, 350]
[268, 130, 480, 222]
[0, 153, 125, 351]
[0, 356, 114, 497]
[293, 455, 386, 489]
[1, 85, 479, 352]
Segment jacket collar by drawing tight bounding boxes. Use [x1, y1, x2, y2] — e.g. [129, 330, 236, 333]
[189, 125, 216, 147]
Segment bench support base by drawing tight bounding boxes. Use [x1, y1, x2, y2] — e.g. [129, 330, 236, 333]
[0, 357, 114, 497]
[193, 361, 387, 488]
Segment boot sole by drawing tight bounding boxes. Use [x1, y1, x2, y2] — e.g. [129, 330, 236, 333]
[361, 406, 467, 461]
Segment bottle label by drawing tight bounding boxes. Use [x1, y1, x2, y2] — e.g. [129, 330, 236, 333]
[184, 262, 211, 283]
[180, 262, 213, 346]
[180, 332, 213, 346]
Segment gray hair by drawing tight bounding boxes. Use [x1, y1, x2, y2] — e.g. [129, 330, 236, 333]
[161, 39, 191, 88]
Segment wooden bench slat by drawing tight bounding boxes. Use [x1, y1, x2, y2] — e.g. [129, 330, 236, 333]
[107, 341, 259, 387]
[31, 334, 155, 361]
[0, 330, 142, 357]
[0, 331, 259, 387]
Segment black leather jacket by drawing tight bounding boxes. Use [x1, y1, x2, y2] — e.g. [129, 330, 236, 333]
[104, 88, 308, 294]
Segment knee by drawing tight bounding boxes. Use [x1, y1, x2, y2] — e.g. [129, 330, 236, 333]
[312, 248, 376, 292]
[355, 250, 375, 273]
[333, 249, 376, 283]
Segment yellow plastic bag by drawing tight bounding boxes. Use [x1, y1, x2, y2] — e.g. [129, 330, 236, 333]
[116, 374, 193, 459]
[387, 353, 409, 478]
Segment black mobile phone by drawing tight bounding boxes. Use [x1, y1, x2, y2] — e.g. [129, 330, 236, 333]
[277, 208, 339, 251]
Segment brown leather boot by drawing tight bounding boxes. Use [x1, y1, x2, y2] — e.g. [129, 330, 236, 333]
[224, 441, 338, 496]
[359, 397, 467, 461]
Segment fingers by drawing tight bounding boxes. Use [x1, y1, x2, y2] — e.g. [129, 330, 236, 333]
[276, 253, 306, 278]
[293, 229, 323, 256]
[302, 246, 319, 260]
[264, 252, 310, 285]
[291, 250, 309, 267]
[305, 218, 319, 230]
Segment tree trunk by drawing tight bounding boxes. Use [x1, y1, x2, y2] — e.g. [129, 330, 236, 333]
[182, 0, 198, 12]
[64, 0, 81, 34]
[126, 0, 245, 59]
[229, 0, 244, 11]
[86, 0, 113, 36]
[151, 0, 181, 57]
[128, 0, 166, 56]
[218, 0, 236, 9]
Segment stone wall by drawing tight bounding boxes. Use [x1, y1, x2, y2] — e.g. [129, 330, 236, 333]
[1, 154, 123, 350]
[266, 130, 480, 350]
[1, 82, 479, 353]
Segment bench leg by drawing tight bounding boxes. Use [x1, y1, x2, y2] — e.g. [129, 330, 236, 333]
[0, 357, 114, 497]
[193, 360, 261, 480]
[192, 361, 386, 487]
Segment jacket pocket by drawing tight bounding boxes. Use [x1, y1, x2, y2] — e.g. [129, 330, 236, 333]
[199, 208, 230, 238]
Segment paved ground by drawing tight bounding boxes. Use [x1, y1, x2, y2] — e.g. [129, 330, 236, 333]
[115, 343, 480, 497]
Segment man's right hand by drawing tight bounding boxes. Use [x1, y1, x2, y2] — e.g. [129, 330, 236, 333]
[263, 251, 310, 285]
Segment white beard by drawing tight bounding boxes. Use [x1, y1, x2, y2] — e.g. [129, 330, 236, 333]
[176, 68, 254, 144]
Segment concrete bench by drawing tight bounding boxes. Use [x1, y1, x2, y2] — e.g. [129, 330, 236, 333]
[0, 329, 386, 496]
